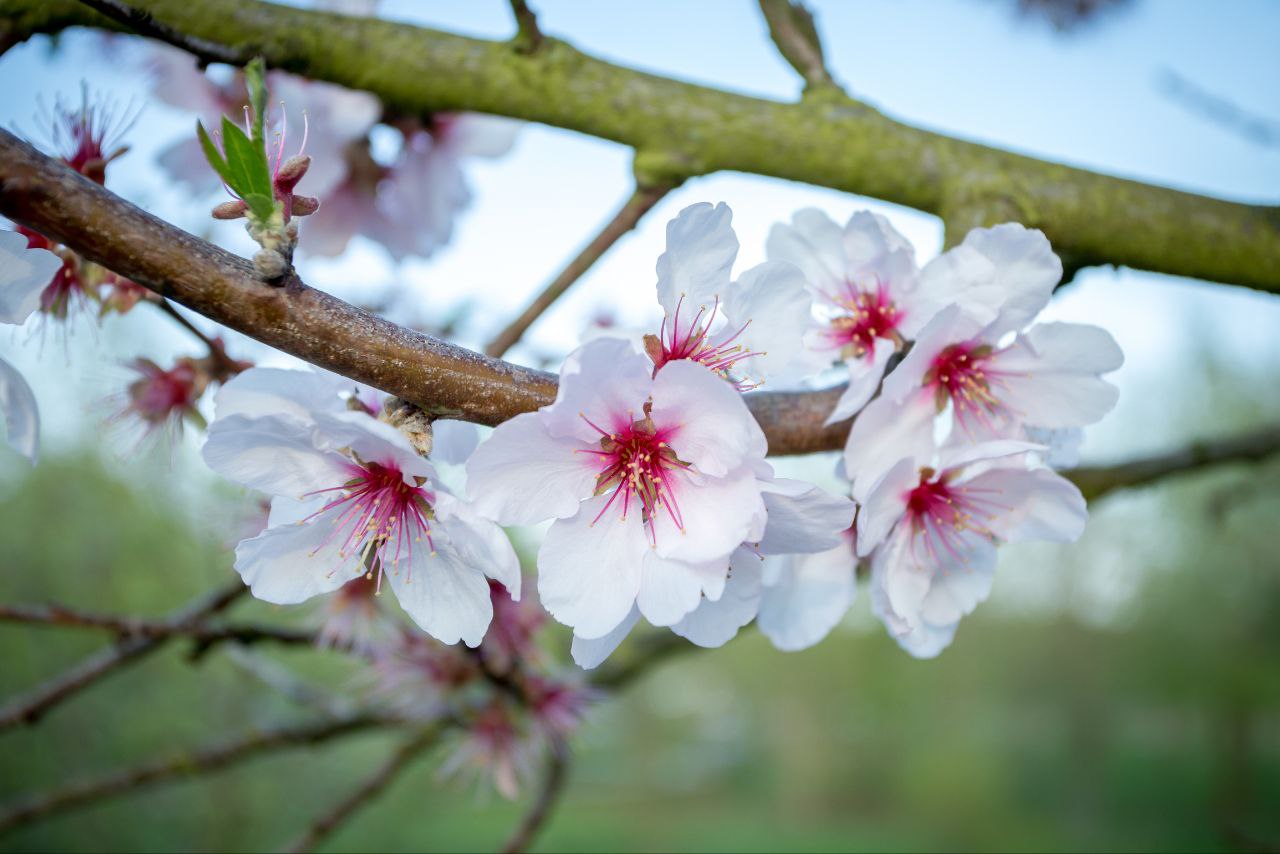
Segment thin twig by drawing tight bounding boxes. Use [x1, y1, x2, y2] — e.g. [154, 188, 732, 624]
[74, 0, 250, 65]
[589, 630, 699, 691]
[283, 723, 446, 853]
[500, 740, 570, 854]
[485, 183, 673, 358]
[0, 580, 246, 730]
[0, 712, 398, 836]
[506, 0, 543, 54]
[1067, 424, 1280, 501]
[0, 603, 316, 649]
[757, 0, 839, 93]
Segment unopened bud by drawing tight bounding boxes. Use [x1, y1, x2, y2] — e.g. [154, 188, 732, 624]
[213, 200, 249, 220]
[274, 154, 311, 192]
[291, 195, 320, 217]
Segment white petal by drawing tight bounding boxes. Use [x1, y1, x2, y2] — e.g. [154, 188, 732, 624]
[841, 210, 915, 265]
[570, 606, 641, 670]
[656, 202, 739, 314]
[542, 337, 653, 444]
[203, 414, 352, 499]
[671, 553, 763, 648]
[430, 419, 479, 465]
[636, 551, 708, 627]
[233, 506, 362, 604]
[855, 457, 917, 556]
[878, 304, 985, 405]
[757, 478, 854, 555]
[433, 492, 522, 599]
[310, 411, 434, 482]
[444, 113, 521, 158]
[917, 224, 1060, 337]
[651, 359, 766, 478]
[1024, 426, 1084, 469]
[964, 466, 1088, 544]
[825, 339, 895, 426]
[213, 366, 350, 422]
[0, 230, 62, 326]
[765, 208, 847, 297]
[267, 494, 326, 527]
[917, 547, 998, 627]
[537, 495, 648, 639]
[387, 545, 493, 647]
[758, 540, 857, 651]
[721, 261, 815, 383]
[465, 412, 598, 526]
[650, 466, 766, 565]
[0, 356, 38, 464]
[989, 323, 1122, 428]
[843, 391, 937, 503]
[893, 621, 960, 659]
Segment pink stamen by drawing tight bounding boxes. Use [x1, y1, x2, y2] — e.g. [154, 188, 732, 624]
[581, 412, 688, 543]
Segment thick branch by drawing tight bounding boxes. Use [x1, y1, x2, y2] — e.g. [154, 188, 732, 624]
[3, 0, 1278, 291]
[283, 724, 444, 853]
[0, 130, 847, 454]
[485, 182, 673, 358]
[1066, 423, 1280, 501]
[0, 712, 396, 835]
[0, 580, 245, 730]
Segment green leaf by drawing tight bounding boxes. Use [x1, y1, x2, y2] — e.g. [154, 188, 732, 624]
[244, 56, 269, 148]
[196, 120, 234, 186]
[242, 192, 277, 223]
[219, 115, 273, 201]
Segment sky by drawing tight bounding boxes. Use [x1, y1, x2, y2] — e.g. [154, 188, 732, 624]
[0, 0, 1277, 517]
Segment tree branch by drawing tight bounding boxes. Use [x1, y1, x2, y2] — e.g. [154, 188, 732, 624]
[500, 741, 570, 854]
[1066, 423, 1280, 501]
[3, 0, 1277, 292]
[282, 723, 445, 853]
[506, 0, 542, 55]
[0, 130, 849, 455]
[0, 580, 246, 730]
[757, 0, 839, 93]
[0, 603, 317, 649]
[0, 712, 397, 835]
[73, 0, 248, 64]
[485, 182, 673, 358]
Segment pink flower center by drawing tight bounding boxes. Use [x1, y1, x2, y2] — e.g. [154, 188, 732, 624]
[306, 460, 437, 589]
[902, 471, 1006, 565]
[925, 342, 1007, 430]
[126, 359, 200, 425]
[42, 86, 135, 184]
[578, 408, 690, 543]
[647, 295, 762, 391]
[823, 278, 903, 360]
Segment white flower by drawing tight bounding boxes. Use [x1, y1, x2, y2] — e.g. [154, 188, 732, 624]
[203, 369, 515, 646]
[0, 230, 63, 463]
[856, 440, 1088, 658]
[571, 476, 856, 667]
[843, 301, 1123, 499]
[767, 212, 1066, 424]
[467, 337, 771, 641]
[645, 203, 813, 389]
[302, 113, 520, 261]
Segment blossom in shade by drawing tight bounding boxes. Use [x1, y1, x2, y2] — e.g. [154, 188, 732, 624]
[467, 337, 770, 642]
[440, 698, 537, 800]
[767, 212, 1069, 425]
[480, 580, 545, 676]
[855, 440, 1088, 657]
[314, 573, 401, 655]
[36, 84, 136, 184]
[0, 229, 64, 463]
[203, 367, 518, 646]
[373, 629, 481, 716]
[643, 203, 813, 390]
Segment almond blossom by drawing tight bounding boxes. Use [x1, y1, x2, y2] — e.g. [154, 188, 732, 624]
[767, 211, 1067, 424]
[856, 440, 1088, 657]
[643, 202, 813, 389]
[467, 336, 772, 641]
[202, 366, 518, 646]
[0, 229, 64, 463]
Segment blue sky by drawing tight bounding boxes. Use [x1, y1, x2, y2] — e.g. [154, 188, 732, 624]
[1, 0, 1278, 469]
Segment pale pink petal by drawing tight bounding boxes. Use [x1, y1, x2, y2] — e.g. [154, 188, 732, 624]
[203, 414, 352, 499]
[989, 322, 1122, 428]
[570, 606, 640, 669]
[0, 230, 62, 325]
[650, 466, 766, 565]
[843, 391, 937, 503]
[656, 202, 738, 314]
[671, 550, 763, 648]
[757, 478, 854, 555]
[721, 260, 815, 384]
[537, 495, 648, 639]
[0, 356, 38, 464]
[841, 210, 915, 265]
[213, 366, 350, 423]
[431, 419, 479, 465]
[443, 113, 521, 158]
[758, 539, 857, 651]
[434, 492, 522, 599]
[234, 505, 363, 604]
[542, 337, 653, 444]
[855, 457, 917, 556]
[387, 544, 493, 647]
[765, 208, 847, 298]
[636, 552, 711, 627]
[962, 465, 1087, 544]
[825, 338, 895, 426]
[651, 359, 766, 477]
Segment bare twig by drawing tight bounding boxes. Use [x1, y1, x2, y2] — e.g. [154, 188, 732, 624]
[0, 580, 246, 730]
[0, 603, 316, 650]
[0, 712, 398, 835]
[485, 183, 673, 358]
[506, 0, 543, 54]
[500, 741, 570, 854]
[283, 723, 446, 853]
[1067, 424, 1280, 501]
[757, 0, 839, 93]
[589, 630, 701, 691]
[0, 131, 849, 455]
[74, 0, 249, 65]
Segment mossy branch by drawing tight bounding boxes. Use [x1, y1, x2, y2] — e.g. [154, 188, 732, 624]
[3, 0, 1278, 293]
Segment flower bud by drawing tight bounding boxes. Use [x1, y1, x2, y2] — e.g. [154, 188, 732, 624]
[291, 195, 320, 217]
[273, 154, 311, 193]
[212, 200, 248, 220]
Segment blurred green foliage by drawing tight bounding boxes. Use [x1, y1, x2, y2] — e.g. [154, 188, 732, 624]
[1, 448, 1277, 853]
